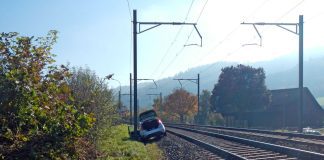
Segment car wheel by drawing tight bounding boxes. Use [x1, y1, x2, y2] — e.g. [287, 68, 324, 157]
[140, 137, 146, 143]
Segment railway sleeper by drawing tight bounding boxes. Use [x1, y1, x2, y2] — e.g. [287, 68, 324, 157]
[239, 151, 277, 156]
[167, 125, 324, 159]
[235, 150, 272, 154]
[224, 148, 266, 153]
[245, 153, 285, 159]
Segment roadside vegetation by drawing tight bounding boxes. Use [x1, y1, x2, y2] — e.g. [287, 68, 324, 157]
[97, 124, 162, 160]
[0, 31, 96, 159]
[0, 31, 162, 159]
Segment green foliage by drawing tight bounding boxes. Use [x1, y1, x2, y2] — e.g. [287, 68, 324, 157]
[206, 112, 225, 126]
[152, 97, 163, 117]
[97, 124, 163, 160]
[0, 32, 94, 159]
[67, 67, 119, 142]
[196, 90, 212, 124]
[210, 64, 271, 113]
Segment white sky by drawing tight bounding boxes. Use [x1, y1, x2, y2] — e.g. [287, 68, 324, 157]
[135, 0, 324, 84]
[1, 0, 323, 88]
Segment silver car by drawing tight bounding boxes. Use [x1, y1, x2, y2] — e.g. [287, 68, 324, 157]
[139, 110, 166, 141]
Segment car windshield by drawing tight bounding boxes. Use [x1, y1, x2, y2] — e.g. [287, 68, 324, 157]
[139, 110, 157, 122]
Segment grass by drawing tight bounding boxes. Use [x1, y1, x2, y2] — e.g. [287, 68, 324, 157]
[273, 129, 291, 133]
[316, 97, 324, 108]
[97, 124, 163, 160]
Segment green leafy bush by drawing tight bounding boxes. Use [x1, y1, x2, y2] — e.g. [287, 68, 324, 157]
[67, 67, 119, 144]
[0, 31, 95, 159]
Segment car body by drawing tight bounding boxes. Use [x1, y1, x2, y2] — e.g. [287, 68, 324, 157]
[139, 110, 166, 141]
[303, 127, 321, 135]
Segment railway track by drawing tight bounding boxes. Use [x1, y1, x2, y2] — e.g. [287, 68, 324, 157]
[169, 123, 324, 140]
[166, 125, 324, 160]
[166, 123, 324, 154]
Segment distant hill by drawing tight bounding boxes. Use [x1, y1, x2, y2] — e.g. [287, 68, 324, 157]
[317, 97, 324, 108]
[120, 49, 324, 109]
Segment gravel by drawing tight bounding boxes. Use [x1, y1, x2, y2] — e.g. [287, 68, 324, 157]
[156, 132, 223, 160]
[188, 125, 324, 154]
[167, 127, 297, 160]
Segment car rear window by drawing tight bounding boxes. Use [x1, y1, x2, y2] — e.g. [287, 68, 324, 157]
[139, 110, 157, 121]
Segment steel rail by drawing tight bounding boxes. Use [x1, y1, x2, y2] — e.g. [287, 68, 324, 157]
[166, 123, 324, 141]
[170, 123, 324, 154]
[166, 125, 324, 159]
[167, 129, 247, 160]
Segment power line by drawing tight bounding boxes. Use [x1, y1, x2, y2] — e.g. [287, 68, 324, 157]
[156, 0, 306, 93]
[157, 26, 197, 79]
[125, 0, 133, 73]
[157, 47, 185, 79]
[277, 0, 304, 21]
[164, 0, 303, 80]
[150, 0, 195, 79]
[150, 26, 184, 78]
[192, 0, 305, 75]
[306, 12, 324, 23]
[156, 0, 209, 80]
[246, 0, 271, 21]
[155, 0, 273, 89]
[196, 0, 209, 23]
[182, 0, 209, 45]
[158, 0, 266, 87]
[198, 45, 244, 74]
[178, 0, 270, 76]
[188, 25, 240, 68]
[185, 0, 195, 21]
[125, 0, 132, 20]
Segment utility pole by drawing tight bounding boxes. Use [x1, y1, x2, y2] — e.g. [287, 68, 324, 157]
[147, 92, 163, 112]
[130, 73, 132, 125]
[118, 90, 121, 110]
[198, 74, 200, 114]
[173, 74, 200, 123]
[241, 15, 304, 133]
[299, 15, 304, 134]
[133, 10, 138, 137]
[105, 74, 122, 111]
[132, 9, 202, 138]
[121, 93, 131, 123]
[160, 92, 162, 113]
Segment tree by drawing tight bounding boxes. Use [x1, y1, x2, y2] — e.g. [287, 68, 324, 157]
[67, 67, 118, 140]
[0, 32, 94, 159]
[197, 90, 211, 124]
[152, 97, 162, 115]
[210, 64, 271, 113]
[163, 89, 198, 123]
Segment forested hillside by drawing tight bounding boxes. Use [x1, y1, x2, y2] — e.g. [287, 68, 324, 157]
[121, 50, 324, 108]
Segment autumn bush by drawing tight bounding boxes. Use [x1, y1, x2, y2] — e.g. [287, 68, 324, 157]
[159, 89, 198, 123]
[0, 32, 95, 159]
[67, 66, 119, 146]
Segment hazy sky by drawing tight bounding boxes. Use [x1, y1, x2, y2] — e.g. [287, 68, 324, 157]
[1, 0, 324, 88]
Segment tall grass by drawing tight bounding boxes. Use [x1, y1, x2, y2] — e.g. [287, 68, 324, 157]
[97, 124, 163, 160]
